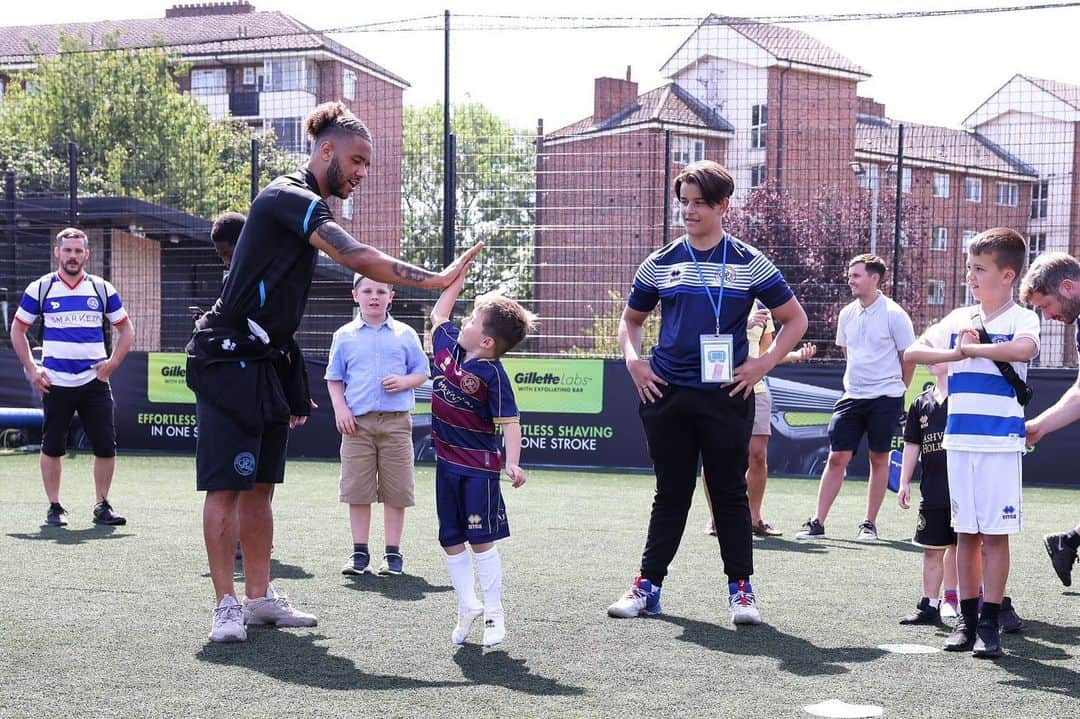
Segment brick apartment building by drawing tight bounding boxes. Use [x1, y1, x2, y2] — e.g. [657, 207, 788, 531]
[536, 14, 1056, 356]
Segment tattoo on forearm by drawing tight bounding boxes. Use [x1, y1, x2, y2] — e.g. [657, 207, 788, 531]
[391, 262, 434, 283]
[319, 222, 371, 257]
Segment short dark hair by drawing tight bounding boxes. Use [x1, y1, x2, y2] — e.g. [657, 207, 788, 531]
[475, 294, 537, 356]
[210, 212, 245, 248]
[1020, 251, 1080, 303]
[55, 227, 87, 246]
[673, 161, 734, 207]
[849, 253, 887, 279]
[305, 102, 372, 144]
[968, 227, 1027, 281]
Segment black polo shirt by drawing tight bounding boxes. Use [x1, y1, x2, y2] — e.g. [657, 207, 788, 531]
[215, 168, 335, 345]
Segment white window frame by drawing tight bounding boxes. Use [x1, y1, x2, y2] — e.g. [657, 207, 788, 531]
[750, 164, 766, 188]
[858, 164, 879, 190]
[962, 230, 977, 251]
[341, 195, 354, 220]
[264, 59, 311, 92]
[927, 279, 946, 306]
[932, 173, 950, 198]
[242, 67, 256, 86]
[672, 136, 705, 165]
[1027, 232, 1047, 269]
[671, 194, 685, 227]
[996, 182, 1018, 207]
[964, 177, 982, 203]
[750, 104, 767, 149]
[191, 68, 226, 95]
[267, 117, 305, 153]
[931, 226, 948, 252]
[1031, 180, 1048, 219]
[343, 69, 357, 101]
[901, 167, 911, 194]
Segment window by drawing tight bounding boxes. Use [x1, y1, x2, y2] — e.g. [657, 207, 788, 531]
[191, 68, 226, 94]
[901, 167, 911, 194]
[857, 164, 879, 190]
[964, 177, 982, 203]
[1027, 233, 1047, 268]
[671, 194, 684, 227]
[750, 164, 766, 188]
[343, 69, 357, 101]
[927, 279, 946, 306]
[1031, 180, 1048, 219]
[962, 230, 977, 251]
[932, 173, 950, 198]
[672, 136, 705, 165]
[996, 182, 1018, 206]
[931, 227, 948, 251]
[263, 59, 313, 92]
[750, 104, 767, 149]
[341, 195, 354, 220]
[242, 67, 256, 86]
[268, 117, 304, 153]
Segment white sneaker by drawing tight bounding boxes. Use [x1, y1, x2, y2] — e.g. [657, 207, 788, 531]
[729, 585, 763, 625]
[452, 603, 484, 645]
[209, 594, 247, 643]
[482, 611, 506, 647]
[856, 520, 879, 542]
[243, 584, 318, 627]
[607, 577, 661, 618]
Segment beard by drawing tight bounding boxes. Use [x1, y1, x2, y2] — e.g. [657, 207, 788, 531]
[326, 155, 352, 199]
[1057, 291, 1080, 323]
[60, 259, 84, 278]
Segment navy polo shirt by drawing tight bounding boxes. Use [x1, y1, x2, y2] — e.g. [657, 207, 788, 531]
[627, 233, 794, 389]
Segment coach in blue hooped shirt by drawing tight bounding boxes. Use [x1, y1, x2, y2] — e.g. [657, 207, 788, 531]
[606, 160, 808, 625]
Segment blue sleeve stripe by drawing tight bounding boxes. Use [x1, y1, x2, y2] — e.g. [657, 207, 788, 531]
[258, 280, 266, 308]
[19, 293, 40, 314]
[302, 199, 319, 235]
[105, 294, 122, 313]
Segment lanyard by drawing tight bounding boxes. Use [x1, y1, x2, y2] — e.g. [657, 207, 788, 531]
[685, 235, 729, 335]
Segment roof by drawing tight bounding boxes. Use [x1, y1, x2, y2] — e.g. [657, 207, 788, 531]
[546, 82, 734, 140]
[1019, 74, 1080, 111]
[664, 15, 869, 78]
[855, 116, 1036, 178]
[0, 11, 408, 87]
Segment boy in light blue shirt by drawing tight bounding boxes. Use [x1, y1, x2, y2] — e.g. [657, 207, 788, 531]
[326, 274, 429, 576]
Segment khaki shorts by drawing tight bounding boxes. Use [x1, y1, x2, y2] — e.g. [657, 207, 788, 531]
[339, 411, 415, 507]
[752, 388, 772, 436]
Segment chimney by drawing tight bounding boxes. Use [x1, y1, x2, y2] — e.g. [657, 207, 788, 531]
[857, 96, 886, 118]
[166, 2, 255, 18]
[594, 68, 638, 122]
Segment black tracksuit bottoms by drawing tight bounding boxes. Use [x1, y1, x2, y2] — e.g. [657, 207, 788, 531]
[638, 383, 754, 586]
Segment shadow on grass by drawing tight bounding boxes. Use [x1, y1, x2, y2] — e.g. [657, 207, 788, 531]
[197, 630, 468, 690]
[342, 573, 453, 601]
[995, 619, 1080, 699]
[658, 614, 884, 676]
[750, 537, 843, 554]
[827, 538, 923, 554]
[200, 557, 315, 581]
[452, 644, 586, 696]
[7, 525, 131, 545]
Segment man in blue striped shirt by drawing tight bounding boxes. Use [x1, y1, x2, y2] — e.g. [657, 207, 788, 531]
[607, 161, 808, 626]
[10, 227, 135, 528]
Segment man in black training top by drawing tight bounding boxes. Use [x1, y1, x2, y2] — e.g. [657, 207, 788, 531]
[189, 102, 481, 643]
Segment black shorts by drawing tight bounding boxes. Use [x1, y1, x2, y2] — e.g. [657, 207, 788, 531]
[828, 395, 904, 453]
[913, 505, 957, 548]
[41, 379, 116, 458]
[195, 399, 289, 492]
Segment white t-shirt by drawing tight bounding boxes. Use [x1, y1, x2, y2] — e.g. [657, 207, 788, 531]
[921, 302, 1040, 452]
[835, 293, 916, 399]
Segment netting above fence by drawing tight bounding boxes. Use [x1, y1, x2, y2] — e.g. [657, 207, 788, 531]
[1, 8, 1077, 366]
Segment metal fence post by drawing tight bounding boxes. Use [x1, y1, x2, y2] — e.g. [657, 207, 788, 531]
[662, 130, 672, 246]
[67, 141, 78, 227]
[892, 123, 905, 295]
[250, 138, 260, 203]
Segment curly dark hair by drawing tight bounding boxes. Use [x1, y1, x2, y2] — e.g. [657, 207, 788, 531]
[304, 101, 372, 143]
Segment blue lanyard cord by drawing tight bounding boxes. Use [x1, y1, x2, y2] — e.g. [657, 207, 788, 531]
[685, 235, 729, 335]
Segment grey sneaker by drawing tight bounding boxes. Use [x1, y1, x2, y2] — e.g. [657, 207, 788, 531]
[92, 500, 126, 526]
[208, 594, 247, 643]
[243, 584, 317, 627]
[794, 517, 826, 540]
[856, 520, 879, 542]
[45, 502, 68, 527]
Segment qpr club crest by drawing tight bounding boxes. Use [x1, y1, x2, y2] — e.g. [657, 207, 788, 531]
[86, 296, 100, 310]
[460, 373, 481, 395]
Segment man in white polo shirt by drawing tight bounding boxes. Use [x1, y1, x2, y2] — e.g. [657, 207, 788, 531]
[796, 253, 915, 541]
[10, 227, 135, 528]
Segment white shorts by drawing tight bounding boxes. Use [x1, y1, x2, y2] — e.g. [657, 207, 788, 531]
[946, 450, 1023, 535]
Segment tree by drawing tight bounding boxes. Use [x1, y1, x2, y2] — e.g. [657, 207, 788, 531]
[0, 33, 298, 217]
[401, 102, 536, 298]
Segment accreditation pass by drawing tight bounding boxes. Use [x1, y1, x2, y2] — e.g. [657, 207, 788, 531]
[700, 334, 734, 383]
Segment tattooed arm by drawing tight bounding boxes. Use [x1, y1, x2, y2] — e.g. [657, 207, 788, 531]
[310, 222, 482, 289]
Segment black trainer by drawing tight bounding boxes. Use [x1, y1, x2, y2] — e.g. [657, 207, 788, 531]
[900, 597, 940, 625]
[943, 615, 976, 651]
[1043, 533, 1077, 587]
[972, 619, 1003, 659]
[795, 517, 826, 540]
[92, 500, 127, 526]
[999, 596, 1023, 634]
[45, 502, 68, 527]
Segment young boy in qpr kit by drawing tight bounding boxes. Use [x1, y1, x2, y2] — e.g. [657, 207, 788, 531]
[429, 263, 536, 648]
[905, 227, 1039, 658]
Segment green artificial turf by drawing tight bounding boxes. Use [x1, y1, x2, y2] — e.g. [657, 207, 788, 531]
[1, 453, 1077, 718]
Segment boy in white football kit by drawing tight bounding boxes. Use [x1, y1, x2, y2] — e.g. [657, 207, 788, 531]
[905, 227, 1038, 659]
